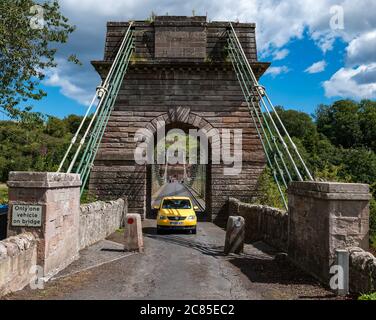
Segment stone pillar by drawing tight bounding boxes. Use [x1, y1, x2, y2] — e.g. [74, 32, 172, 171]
[288, 181, 371, 283]
[7, 172, 81, 279]
[124, 214, 144, 253]
[224, 216, 245, 255]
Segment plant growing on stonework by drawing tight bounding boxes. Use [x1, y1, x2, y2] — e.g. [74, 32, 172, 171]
[255, 168, 287, 210]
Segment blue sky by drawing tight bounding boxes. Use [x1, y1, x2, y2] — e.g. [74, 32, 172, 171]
[26, 0, 376, 118]
[261, 34, 348, 115]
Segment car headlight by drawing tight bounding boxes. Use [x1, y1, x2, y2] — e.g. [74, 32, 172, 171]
[187, 215, 196, 221]
[159, 216, 167, 220]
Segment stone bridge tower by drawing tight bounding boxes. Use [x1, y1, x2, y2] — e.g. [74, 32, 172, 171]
[91, 16, 270, 222]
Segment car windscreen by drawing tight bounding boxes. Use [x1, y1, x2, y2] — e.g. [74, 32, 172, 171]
[162, 199, 192, 209]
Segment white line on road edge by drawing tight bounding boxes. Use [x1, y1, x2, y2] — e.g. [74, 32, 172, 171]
[51, 252, 136, 281]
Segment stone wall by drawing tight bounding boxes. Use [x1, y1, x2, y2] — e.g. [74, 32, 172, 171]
[228, 198, 288, 252]
[79, 198, 127, 250]
[0, 233, 37, 296]
[348, 247, 376, 293]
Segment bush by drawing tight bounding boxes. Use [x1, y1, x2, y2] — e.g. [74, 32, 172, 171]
[255, 168, 287, 210]
[359, 292, 376, 300]
[0, 184, 8, 204]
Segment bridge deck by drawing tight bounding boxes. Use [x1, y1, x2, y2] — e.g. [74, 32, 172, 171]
[152, 182, 206, 212]
[4, 220, 336, 300]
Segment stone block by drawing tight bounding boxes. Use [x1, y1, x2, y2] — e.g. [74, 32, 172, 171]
[288, 181, 371, 284]
[124, 214, 144, 253]
[224, 216, 245, 255]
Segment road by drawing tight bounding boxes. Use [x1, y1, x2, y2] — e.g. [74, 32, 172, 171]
[152, 182, 205, 211]
[5, 220, 335, 300]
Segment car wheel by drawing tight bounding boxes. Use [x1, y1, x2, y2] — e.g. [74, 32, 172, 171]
[192, 228, 197, 235]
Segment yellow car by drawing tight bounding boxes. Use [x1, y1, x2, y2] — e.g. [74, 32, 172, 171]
[154, 197, 199, 234]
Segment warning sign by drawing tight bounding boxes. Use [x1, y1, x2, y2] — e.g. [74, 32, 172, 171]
[12, 205, 43, 227]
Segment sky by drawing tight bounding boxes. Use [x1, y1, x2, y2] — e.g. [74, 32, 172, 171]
[29, 0, 376, 119]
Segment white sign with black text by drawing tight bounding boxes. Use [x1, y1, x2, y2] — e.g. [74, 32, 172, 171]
[12, 205, 43, 227]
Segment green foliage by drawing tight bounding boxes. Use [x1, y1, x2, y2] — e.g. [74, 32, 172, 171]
[0, 0, 77, 116]
[359, 292, 376, 300]
[262, 101, 376, 249]
[315, 99, 376, 151]
[81, 190, 98, 204]
[0, 113, 86, 183]
[255, 168, 287, 210]
[0, 184, 8, 205]
[315, 100, 363, 148]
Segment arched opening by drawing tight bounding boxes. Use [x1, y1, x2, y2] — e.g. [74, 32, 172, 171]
[146, 121, 212, 221]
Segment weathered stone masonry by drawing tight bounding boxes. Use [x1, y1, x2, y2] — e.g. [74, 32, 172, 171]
[228, 181, 374, 293]
[2, 172, 127, 296]
[90, 16, 270, 220]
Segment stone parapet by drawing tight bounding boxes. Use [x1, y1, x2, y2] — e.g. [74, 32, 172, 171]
[348, 247, 376, 293]
[288, 181, 371, 283]
[228, 198, 288, 252]
[7, 172, 81, 280]
[0, 233, 37, 296]
[79, 198, 127, 250]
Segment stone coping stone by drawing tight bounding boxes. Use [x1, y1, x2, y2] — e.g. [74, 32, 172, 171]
[7, 172, 81, 189]
[107, 19, 256, 28]
[288, 181, 370, 195]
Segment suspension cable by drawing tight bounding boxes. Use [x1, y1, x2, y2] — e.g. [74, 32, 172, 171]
[228, 23, 313, 181]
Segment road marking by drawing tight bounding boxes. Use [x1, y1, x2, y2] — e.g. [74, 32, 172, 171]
[51, 242, 136, 281]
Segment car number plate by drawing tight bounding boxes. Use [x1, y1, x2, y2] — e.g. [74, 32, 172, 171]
[170, 222, 183, 225]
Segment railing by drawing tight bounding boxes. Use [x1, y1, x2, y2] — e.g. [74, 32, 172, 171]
[226, 23, 314, 209]
[58, 23, 135, 195]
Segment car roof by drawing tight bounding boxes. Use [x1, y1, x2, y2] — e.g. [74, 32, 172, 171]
[162, 196, 191, 201]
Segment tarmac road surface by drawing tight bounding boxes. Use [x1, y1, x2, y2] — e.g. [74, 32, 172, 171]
[5, 220, 336, 300]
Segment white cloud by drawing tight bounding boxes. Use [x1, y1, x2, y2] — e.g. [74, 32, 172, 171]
[43, 59, 94, 106]
[305, 60, 327, 74]
[264, 66, 290, 77]
[346, 30, 376, 66]
[272, 49, 289, 61]
[323, 63, 376, 99]
[42, 0, 376, 104]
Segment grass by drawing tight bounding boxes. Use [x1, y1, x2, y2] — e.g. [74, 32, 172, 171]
[0, 184, 8, 205]
[359, 292, 376, 300]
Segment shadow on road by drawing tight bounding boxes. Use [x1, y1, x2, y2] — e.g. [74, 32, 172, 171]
[228, 255, 330, 288]
[143, 227, 226, 258]
[144, 226, 335, 291]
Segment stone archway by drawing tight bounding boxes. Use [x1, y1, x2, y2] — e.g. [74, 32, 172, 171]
[144, 107, 215, 220]
[145, 107, 215, 136]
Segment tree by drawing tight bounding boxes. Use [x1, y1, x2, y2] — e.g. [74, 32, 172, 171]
[315, 100, 363, 148]
[0, 0, 77, 116]
[273, 106, 317, 140]
[45, 116, 68, 138]
[359, 100, 376, 152]
[272, 106, 319, 154]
